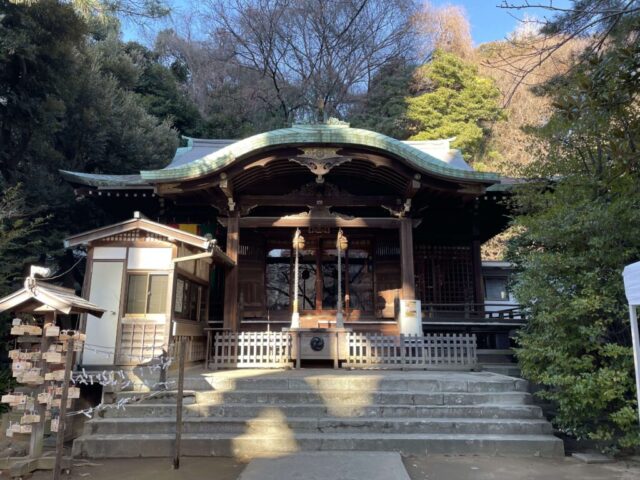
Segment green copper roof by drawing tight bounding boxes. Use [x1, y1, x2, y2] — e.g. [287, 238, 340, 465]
[59, 171, 147, 188]
[140, 124, 500, 184]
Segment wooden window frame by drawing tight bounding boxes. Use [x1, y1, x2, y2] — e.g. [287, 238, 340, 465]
[173, 274, 208, 322]
[123, 271, 169, 320]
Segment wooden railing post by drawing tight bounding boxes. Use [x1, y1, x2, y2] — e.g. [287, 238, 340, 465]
[53, 338, 74, 480]
[173, 337, 187, 470]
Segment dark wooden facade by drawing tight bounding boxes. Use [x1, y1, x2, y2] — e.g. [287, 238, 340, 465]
[61, 125, 512, 339]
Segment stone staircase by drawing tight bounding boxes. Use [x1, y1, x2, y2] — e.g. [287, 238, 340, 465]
[72, 370, 564, 458]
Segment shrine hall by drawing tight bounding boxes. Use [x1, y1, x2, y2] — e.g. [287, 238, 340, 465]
[60, 122, 518, 368]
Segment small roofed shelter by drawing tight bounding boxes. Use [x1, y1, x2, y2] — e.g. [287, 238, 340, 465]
[0, 278, 106, 318]
[64, 212, 234, 367]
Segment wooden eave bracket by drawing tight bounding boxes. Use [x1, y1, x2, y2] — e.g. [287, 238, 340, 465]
[219, 173, 235, 211]
[381, 175, 421, 217]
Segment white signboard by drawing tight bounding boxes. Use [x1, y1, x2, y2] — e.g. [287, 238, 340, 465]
[623, 262, 640, 305]
[623, 261, 640, 426]
[399, 299, 422, 335]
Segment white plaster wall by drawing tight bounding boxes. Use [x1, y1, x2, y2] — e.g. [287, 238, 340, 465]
[127, 247, 172, 270]
[83, 261, 124, 365]
[92, 247, 127, 260]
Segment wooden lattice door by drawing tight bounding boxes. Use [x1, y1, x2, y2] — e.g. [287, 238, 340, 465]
[238, 233, 266, 319]
[415, 245, 476, 306]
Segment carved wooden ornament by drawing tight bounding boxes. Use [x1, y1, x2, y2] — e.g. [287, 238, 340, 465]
[290, 148, 351, 183]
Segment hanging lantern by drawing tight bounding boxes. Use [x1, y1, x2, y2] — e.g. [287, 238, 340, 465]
[292, 229, 305, 250]
[336, 229, 348, 251]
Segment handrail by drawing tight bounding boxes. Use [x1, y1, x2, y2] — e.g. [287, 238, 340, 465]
[421, 302, 526, 323]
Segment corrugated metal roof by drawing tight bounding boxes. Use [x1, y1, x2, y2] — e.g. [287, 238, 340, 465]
[0, 279, 106, 316]
[166, 138, 235, 168]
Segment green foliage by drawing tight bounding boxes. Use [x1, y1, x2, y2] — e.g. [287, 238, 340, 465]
[0, 0, 181, 293]
[0, 368, 16, 414]
[52, 0, 170, 22]
[510, 14, 640, 450]
[120, 41, 208, 137]
[0, 185, 48, 296]
[350, 60, 414, 139]
[405, 51, 504, 160]
[511, 179, 640, 450]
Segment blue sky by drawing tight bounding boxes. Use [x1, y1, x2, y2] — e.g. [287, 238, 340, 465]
[123, 0, 573, 46]
[430, 0, 572, 45]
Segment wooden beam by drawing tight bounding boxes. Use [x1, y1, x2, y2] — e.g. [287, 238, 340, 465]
[155, 183, 187, 196]
[237, 194, 401, 208]
[219, 215, 401, 229]
[223, 149, 302, 177]
[172, 248, 235, 268]
[64, 218, 211, 250]
[223, 213, 240, 331]
[338, 150, 414, 177]
[173, 251, 213, 264]
[400, 218, 416, 300]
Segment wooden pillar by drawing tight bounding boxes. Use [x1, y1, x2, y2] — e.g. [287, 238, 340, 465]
[472, 239, 484, 306]
[399, 218, 415, 300]
[471, 199, 485, 307]
[223, 213, 240, 331]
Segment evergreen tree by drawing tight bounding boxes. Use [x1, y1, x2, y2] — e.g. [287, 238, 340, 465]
[0, 0, 179, 294]
[405, 50, 503, 162]
[510, 9, 640, 449]
[0, 185, 47, 295]
[350, 60, 414, 139]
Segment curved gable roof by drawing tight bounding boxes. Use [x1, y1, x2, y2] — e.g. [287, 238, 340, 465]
[140, 124, 499, 184]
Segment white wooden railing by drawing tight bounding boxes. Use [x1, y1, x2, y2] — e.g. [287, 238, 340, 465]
[208, 331, 476, 370]
[211, 331, 293, 369]
[344, 333, 477, 370]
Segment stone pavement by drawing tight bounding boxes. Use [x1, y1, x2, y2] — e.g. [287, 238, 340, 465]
[238, 452, 410, 480]
[404, 455, 640, 480]
[27, 454, 640, 480]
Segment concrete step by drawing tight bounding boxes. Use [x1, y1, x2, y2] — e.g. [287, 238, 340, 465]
[73, 432, 564, 458]
[102, 403, 545, 420]
[180, 375, 529, 393]
[85, 416, 553, 436]
[114, 390, 533, 406]
[482, 364, 522, 377]
[77, 371, 560, 459]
